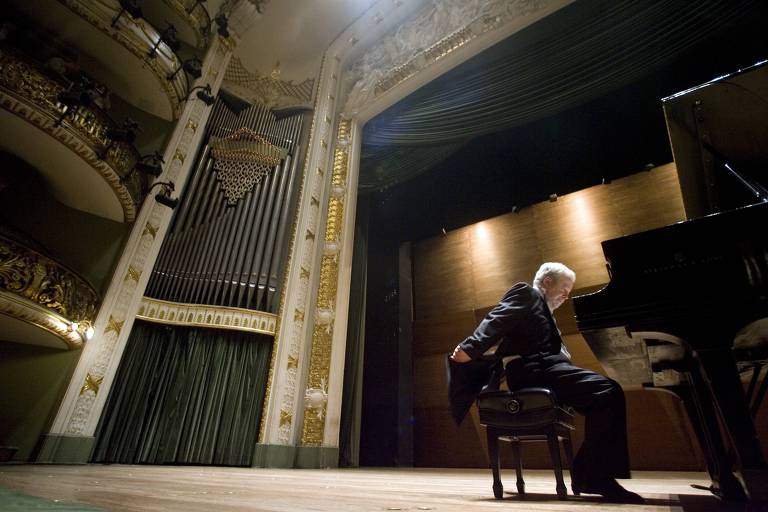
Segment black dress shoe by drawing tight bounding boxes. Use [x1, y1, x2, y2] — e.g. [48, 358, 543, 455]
[572, 478, 645, 504]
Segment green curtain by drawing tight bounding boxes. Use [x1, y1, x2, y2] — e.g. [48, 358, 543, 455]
[92, 320, 272, 466]
[338, 196, 370, 467]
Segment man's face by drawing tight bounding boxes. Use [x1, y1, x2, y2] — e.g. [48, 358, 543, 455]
[542, 275, 574, 311]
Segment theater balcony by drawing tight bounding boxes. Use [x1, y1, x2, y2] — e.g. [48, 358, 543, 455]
[141, 0, 218, 50]
[0, 48, 147, 223]
[0, 231, 99, 350]
[11, 0, 189, 121]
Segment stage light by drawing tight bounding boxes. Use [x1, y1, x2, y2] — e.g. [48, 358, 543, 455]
[150, 181, 179, 209]
[167, 57, 203, 81]
[185, 84, 216, 106]
[135, 152, 164, 177]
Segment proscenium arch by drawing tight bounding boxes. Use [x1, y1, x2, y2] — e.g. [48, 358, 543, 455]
[260, 0, 576, 456]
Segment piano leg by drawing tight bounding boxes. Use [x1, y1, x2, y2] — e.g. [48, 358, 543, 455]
[695, 347, 768, 501]
[682, 365, 747, 501]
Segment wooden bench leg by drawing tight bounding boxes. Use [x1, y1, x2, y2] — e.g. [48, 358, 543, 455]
[547, 428, 567, 499]
[486, 428, 503, 499]
[510, 439, 525, 495]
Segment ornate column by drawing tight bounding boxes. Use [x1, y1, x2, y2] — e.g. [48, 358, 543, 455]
[37, 32, 237, 464]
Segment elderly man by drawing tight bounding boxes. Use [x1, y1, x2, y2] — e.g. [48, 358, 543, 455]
[451, 262, 644, 504]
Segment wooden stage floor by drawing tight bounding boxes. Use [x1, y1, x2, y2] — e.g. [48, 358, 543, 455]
[0, 465, 762, 512]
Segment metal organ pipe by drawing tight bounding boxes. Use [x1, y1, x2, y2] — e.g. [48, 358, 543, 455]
[145, 99, 305, 314]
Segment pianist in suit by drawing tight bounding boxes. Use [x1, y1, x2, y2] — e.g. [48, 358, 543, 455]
[451, 262, 644, 503]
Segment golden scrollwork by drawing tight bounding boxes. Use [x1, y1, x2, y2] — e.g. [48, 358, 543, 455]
[0, 234, 99, 323]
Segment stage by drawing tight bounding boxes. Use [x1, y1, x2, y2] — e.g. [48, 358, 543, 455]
[0, 465, 753, 511]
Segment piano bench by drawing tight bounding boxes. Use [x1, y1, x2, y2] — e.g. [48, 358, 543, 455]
[478, 387, 576, 500]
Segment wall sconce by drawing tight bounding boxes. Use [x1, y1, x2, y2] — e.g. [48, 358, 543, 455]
[111, 0, 143, 27]
[167, 57, 203, 81]
[214, 14, 229, 38]
[150, 181, 179, 209]
[147, 24, 180, 59]
[186, 84, 216, 105]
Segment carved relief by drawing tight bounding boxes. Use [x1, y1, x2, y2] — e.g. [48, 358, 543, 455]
[224, 56, 314, 110]
[343, 0, 549, 113]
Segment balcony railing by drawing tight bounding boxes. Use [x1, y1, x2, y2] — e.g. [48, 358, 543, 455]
[0, 234, 100, 349]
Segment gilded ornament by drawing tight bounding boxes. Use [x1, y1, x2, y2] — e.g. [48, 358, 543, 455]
[125, 266, 141, 283]
[105, 315, 124, 335]
[143, 223, 159, 239]
[79, 373, 103, 395]
[210, 128, 288, 204]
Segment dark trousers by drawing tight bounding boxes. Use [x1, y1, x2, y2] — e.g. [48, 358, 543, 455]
[508, 361, 631, 484]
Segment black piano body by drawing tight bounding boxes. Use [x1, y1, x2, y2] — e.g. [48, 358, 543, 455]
[573, 60, 768, 501]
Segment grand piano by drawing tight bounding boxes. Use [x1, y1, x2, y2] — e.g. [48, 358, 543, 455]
[573, 60, 768, 501]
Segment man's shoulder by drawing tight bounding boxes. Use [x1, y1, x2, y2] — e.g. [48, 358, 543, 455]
[500, 282, 535, 301]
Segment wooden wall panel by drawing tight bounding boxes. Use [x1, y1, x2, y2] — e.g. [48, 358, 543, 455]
[412, 227, 474, 318]
[469, 213, 542, 308]
[413, 311, 477, 357]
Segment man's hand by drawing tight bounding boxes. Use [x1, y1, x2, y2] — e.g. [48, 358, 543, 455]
[451, 345, 471, 363]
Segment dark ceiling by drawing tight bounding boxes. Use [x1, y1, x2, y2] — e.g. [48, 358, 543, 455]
[360, 0, 768, 243]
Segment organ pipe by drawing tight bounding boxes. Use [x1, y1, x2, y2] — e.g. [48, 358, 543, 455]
[145, 99, 305, 314]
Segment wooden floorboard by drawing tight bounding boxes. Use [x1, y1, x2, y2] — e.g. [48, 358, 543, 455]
[0, 465, 756, 512]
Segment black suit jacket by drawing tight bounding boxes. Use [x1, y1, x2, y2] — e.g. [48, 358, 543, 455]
[448, 283, 566, 424]
[458, 282, 564, 362]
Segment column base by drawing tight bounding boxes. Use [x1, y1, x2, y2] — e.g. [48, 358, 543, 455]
[252, 444, 339, 468]
[35, 434, 94, 464]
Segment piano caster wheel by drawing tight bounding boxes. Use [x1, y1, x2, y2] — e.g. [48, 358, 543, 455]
[493, 482, 503, 499]
[516, 481, 525, 495]
[571, 486, 581, 496]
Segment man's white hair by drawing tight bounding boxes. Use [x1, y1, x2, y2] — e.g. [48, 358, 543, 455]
[533, 262, 576, 288]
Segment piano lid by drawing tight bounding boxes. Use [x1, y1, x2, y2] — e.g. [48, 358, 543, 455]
[663, 59, 768, 219]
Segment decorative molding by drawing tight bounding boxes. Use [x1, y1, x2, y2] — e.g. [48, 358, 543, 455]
[300, 118, 351, 446]
[0, 234, 99, 324]
[136, 296, 278, 335]
[0, 49, 144, 222]
[224, 56, 314, 110]
[343, 0, 551, 114]
[0, 291, 85, 349]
